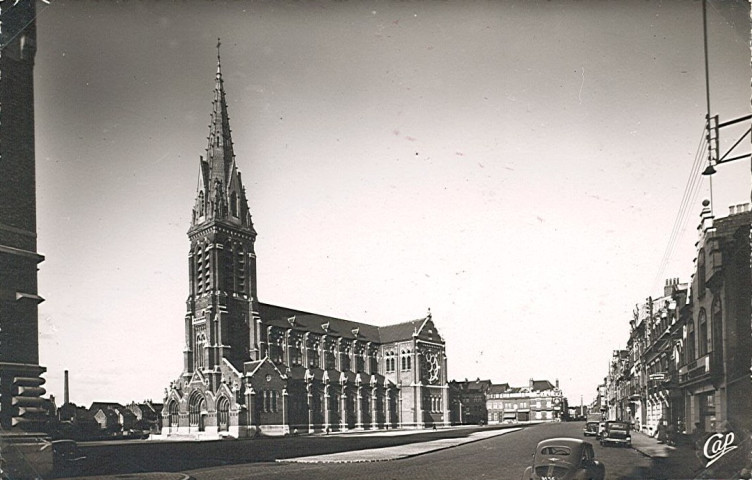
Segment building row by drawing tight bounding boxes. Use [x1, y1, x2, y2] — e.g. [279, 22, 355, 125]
[601, 201, 751, 440]
[50, 399, 163, 440]
[448, 378, 567, 425]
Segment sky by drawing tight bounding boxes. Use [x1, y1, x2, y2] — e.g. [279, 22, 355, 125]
[31, 0, 750, 408]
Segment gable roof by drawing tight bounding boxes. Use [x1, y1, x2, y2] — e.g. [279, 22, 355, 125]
[487, 383, 510, 394]
[531, 380, 556, 391]
[89, 402, 125, 412]
[377, 319, 424, 344]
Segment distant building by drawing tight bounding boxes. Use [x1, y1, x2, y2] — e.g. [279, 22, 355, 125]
[448, 379, 492, 424]
[89, 402, 136, 433]
[161, 46, 449, 439]
[126, 401, 163, 433]
[487, 379, 564, 424]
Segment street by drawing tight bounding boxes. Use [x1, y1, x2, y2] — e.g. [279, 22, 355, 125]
[184, 422, 653, 480]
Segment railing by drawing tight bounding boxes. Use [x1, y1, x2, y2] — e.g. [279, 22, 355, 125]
[678, 354, 712, 384]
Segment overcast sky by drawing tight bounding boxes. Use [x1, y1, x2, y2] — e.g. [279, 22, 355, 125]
[33, 0, 750, 408]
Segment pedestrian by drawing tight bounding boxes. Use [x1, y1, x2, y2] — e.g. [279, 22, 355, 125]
[692, 422, 704, 451]
[657, 417, 667, 444]
[666, 421, 676, 446]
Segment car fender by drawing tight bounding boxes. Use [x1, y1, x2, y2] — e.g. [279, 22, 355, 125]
[521, 466, 533, 480]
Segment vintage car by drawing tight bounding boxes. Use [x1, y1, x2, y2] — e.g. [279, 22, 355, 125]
[51, 439, 87, 477]
[583, 421, 599, 437]
[522, 437, 605, 480]
[599, 420, 631, 447]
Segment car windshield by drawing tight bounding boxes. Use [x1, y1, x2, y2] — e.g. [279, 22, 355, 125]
[540, 446, 571, 456]
[608, 423, 628, 430]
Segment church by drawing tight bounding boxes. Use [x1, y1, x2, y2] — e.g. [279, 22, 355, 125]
[161, 45, 449, 438]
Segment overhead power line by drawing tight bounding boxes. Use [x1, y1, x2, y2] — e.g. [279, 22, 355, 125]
[651, 126, 708, 293]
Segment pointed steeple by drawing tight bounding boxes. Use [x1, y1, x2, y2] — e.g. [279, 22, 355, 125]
[206, 38, 235, 183]
[191, 40, 254, 232]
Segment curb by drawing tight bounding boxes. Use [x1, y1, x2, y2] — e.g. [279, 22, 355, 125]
[278, 428, 521, 464]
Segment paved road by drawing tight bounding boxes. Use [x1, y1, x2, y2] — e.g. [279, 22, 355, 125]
[184, 422, 654, 480]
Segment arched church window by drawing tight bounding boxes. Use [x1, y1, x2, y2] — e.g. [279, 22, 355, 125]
[195, 333, 207, 370]
[168, 401, 179, 428]
[401, 349, 412, 371]
[290, 339, 303, 366]
[341, 345, 351, 372]
[217, 396, 230, 431]
[324, 343, 336, 370]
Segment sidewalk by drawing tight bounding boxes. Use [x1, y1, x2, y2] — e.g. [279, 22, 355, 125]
[630, 430, 704, 479]
[279, 427, 521, 463]
[60, 474, 192, 480]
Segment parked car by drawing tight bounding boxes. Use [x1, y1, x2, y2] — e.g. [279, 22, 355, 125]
[599, 420, 631, 447]
[522, 437, 605, 480]
[51, 439, 86, 477]
[583, 421, 599, 437]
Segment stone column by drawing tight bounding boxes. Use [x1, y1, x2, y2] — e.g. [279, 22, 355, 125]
[356, 386, 364, 429]
[282, 388, 289, 435]
[385, 386, 392, 428]
[306, 382, 314, 433]
[323, 384, 331, 432]
[340, 386, 348, 431]
[371, 387, 378, 430]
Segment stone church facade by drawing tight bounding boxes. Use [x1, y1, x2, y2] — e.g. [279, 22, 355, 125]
[161, 46, 449, 438]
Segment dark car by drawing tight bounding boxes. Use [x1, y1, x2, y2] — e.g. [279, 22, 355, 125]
[583, 421, 599, 437]
[51, 439, 87, 477]
[522, 437, 605, 480]
[599, 420, 631, 447]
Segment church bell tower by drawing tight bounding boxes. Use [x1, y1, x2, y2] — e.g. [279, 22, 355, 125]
[183, 40, 260, 390]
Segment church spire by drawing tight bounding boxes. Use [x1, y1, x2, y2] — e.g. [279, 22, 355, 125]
[191, 40, 254, 231]
[206, 37, 235, 183]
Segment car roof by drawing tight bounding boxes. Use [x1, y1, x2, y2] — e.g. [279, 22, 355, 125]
[537, 437, 588, 451]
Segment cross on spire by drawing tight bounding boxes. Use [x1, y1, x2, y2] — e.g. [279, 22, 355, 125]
[216, 38, 221, 62]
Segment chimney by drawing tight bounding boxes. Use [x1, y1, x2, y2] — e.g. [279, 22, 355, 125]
[529, 378, 534, 389]
[64, 370, 69, 406]
[555, 379, 559, 389]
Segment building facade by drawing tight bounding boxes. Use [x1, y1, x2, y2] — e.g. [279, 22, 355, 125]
[447, 379, 491, 425]
[0, 0, 48, 434]
[678, 202, 751, 436]
[161, 48, 449, 438]
[602, 201, 751, 443]
[486, 379, 564, 424]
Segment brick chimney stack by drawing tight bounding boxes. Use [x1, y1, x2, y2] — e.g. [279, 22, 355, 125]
[64, 370, 69, 406]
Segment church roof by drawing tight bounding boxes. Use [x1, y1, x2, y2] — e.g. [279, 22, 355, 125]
[378, 319, 426, 343]
[258, 303, 381, 343]
[258, 303, 442, 345]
